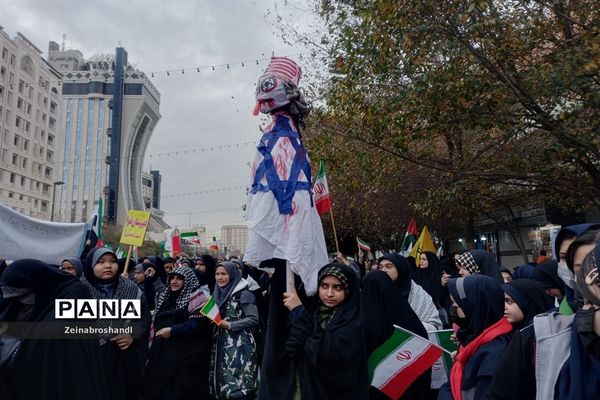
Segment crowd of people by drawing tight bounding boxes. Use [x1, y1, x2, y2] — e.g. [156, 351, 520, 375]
[1, 223, 600, 399]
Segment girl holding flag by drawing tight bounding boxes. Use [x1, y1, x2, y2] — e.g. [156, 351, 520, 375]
[210, 261, 259, 400]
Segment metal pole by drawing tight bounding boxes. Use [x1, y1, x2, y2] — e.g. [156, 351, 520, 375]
[50, 183, 57, 221]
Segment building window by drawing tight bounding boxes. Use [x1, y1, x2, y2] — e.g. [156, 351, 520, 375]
[12, 153, 17, 165]
[41, 201, 47, 212]
[15, 116, 21, 128]
[23, 139, 28, 150]
[70, 201, 77, 223]
[44, 167, 52, 179]
[9, 173, 15, 183]
[22, 157, 27, 169]
[46, 150, 53, 162]
[20, 176, 25, 186]
[47, 134, 54, 146]
[13, 135, 19, 146]
[1, 47, 6, 59]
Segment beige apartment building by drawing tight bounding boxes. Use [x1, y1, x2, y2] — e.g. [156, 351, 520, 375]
[0, 28, 62, 219]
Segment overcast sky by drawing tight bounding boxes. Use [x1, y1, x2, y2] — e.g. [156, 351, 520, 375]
[1, 0, 323, 239]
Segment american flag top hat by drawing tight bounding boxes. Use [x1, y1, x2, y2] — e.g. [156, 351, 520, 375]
[262, 56, 302, 85]
[253, 57, 304, 115]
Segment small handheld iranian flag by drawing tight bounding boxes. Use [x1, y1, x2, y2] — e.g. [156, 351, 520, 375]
[428, 329, 458, 389]
[313, 160, 332, 215]
[209, 237, 219, 251]
[181, 231, 201, 245]
[200, 296, 222, 325]
[369, 325, 447, 399]
[357, 237, 371, 252]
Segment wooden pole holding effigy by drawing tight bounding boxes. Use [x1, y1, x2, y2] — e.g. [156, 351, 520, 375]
[329, 209, 340, 254]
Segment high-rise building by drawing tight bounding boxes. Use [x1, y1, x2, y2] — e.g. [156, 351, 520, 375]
[47, 42, 162, 226]
[0, 28, 63, 219]
[220, 224, 249, 254]
[150, 169, 161, 210]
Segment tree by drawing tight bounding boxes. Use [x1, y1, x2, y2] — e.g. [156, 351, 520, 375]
[294, 0, 600, 255]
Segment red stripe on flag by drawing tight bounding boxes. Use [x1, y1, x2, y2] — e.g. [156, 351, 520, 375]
[380, 345, 442, 399]
[315, 196, 331, 215]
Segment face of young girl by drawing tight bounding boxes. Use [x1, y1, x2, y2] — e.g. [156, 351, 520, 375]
[215, 266, 230, 288]
[170, 275, 185, 291]
[504, 293, 524, 324]
[93, 253, 118, 280]
[319, 275, 346, 308]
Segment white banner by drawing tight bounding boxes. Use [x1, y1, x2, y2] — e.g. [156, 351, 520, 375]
[0, 203, 87, 265]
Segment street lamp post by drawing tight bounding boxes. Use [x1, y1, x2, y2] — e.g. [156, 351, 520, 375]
[50, 181, 64, 222]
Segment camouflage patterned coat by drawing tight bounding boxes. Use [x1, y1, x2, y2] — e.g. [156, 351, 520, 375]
[210, 284, 258, 399]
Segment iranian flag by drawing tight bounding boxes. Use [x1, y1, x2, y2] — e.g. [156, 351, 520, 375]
[369, 326, 445, 399]
[428, 329, 458, 389]
[181, 231, 200, 245]
[400, 218, 418, 256]
[209, 237, 219, 251]
[313, 160, 332, 215]
[200, 296, 222, 325]
[357, 237, 371, 252]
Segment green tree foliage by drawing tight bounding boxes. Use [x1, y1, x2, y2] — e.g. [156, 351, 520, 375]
[302, 0, 600, 249]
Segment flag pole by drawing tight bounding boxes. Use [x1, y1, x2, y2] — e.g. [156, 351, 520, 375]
[122, 245, 133, 277]
[329, 209, 340, 254]
[393, 325, 455, 356]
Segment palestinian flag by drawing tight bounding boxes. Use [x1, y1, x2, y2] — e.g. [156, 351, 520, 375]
[428, 329, 458, 389]
[313, 160, 332, 215]
[369, 326, 444, 399]
[400, 218, 418, 256]
[357, 237, 371, 252]
[200, 296, 222, 325]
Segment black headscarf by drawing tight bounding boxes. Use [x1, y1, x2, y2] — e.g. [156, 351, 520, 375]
[61, 257, 84, 278]
[378, 253, 412, 298]
[0, 259, 77, 322]
[471, 250, 503, 282]
[412, 251, 443, 306]
[362, 270, 427, 354]
[146, 256, 167, 284]
[362, 270, 431, 400]
[532, 260, 564, 296]
[502, 279, 555, 329]
[196, 254, 216, 292]
[0, 259, 109, 400]
[448, 275, 505, 345]
[554, 223, 600, 259]
[155, 266, 200, 312]
[83, 247, 119, 285]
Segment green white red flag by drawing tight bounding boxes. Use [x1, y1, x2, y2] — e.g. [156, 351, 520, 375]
[209, 237, 219, 251]
[200, 296, 222, 325]
[313, 160, 332, 215]
[181, 231, 200, 245]
[368, 326, 446, 399]
[428, 329, 458, 389]
[357, 237, 371, 252]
